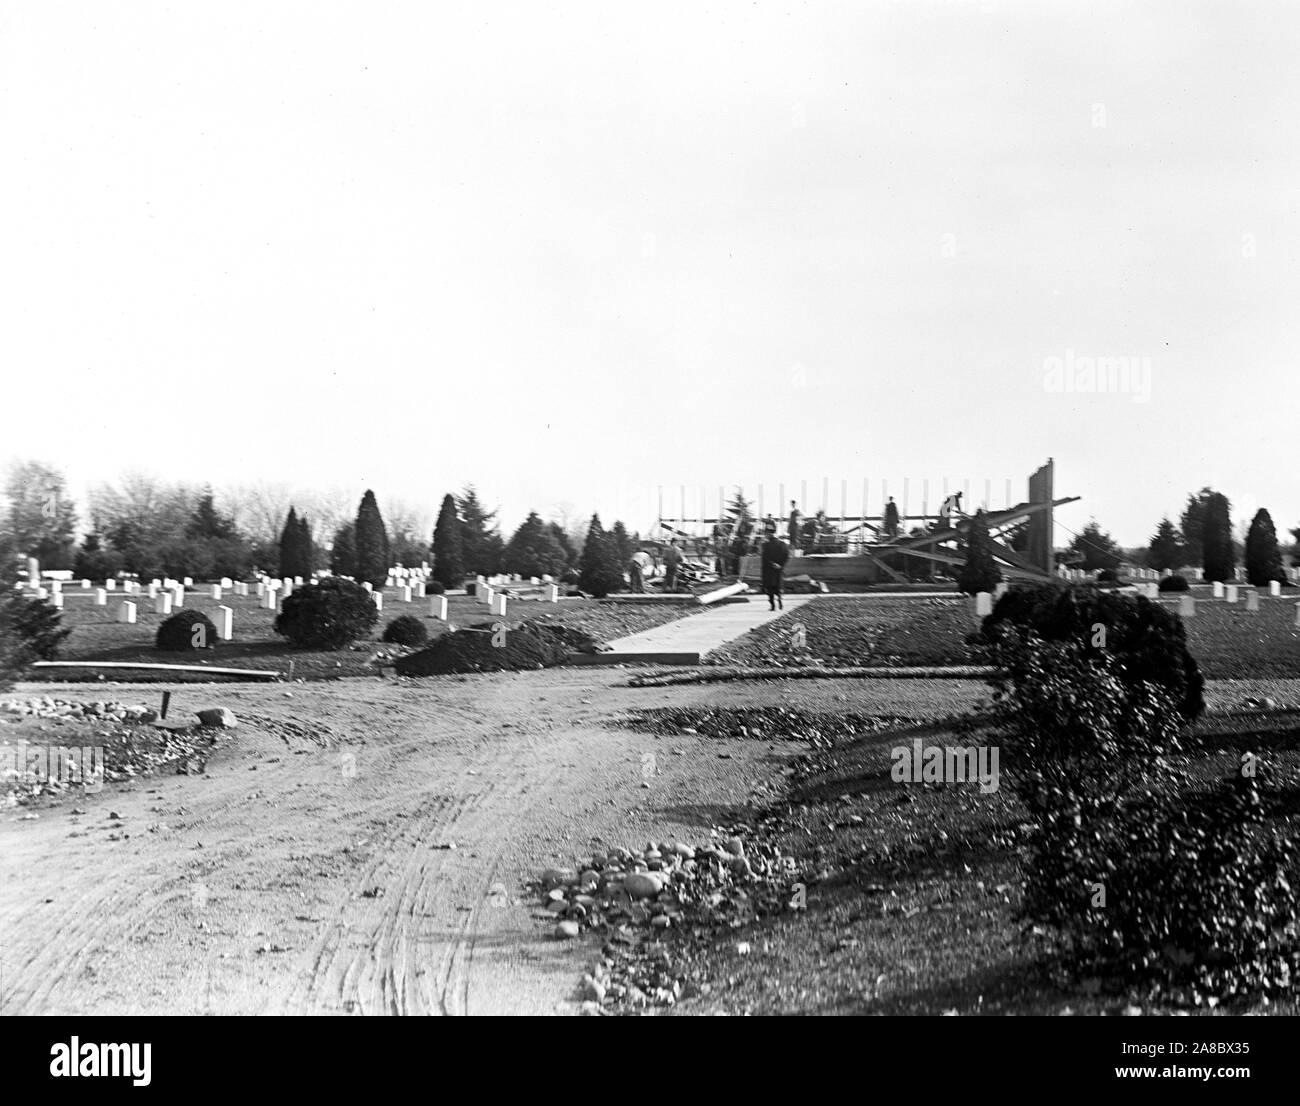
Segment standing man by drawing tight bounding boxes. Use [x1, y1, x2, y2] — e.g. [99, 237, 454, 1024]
[761, 530, 790, 611]
[663, 540, 682, 591]
[884, 497, 900, 540]
[787, 500, 802, 553]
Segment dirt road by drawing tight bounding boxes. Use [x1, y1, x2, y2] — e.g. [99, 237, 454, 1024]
[0, 670, 983, 1015]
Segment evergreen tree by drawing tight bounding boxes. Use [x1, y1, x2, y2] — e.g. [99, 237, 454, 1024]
[277, 507, 313, 580]
[330, 523, 358, 577]
[957, 509, 1002, 595]
[578, 514, 625, 598]
[1066, 519, 1122, 573]
[502, 511, 567, 579]
[610, 520, 634, 568]
[4, 460, 78, 569]
[1201, 492, 1235, 583]
[1179, 488, 1214, 568]
[73, 533, 124, 583]
[456, 485, 504, 576]
[727, 487, 754, 526]
[548, 521, 575, 570]
[186, 490, 238, 541]
[1145, 517, 1184, 572]
[354, 490, 391, 588]
[432, 494, 465, 589]
[1244, 508, 1285, 586]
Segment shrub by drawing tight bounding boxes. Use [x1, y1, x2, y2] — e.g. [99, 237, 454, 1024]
[382, 615, 428, 647]
[1157, 574, 1189, 592]
[981, 582, 1205, 721]
[1096, 568, 1118, 583]
[274, 577, 379, 650]
[156, 610, 217, 652]
[426, 580, 446, 595]
[6, 595, 72, 663]
[1021, 767, 1300, 1001]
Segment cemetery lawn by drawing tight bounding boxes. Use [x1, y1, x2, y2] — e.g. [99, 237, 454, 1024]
[704, 594, 1300, 679]
[36, 592, 704, 681]
[705, 597, 978, 669]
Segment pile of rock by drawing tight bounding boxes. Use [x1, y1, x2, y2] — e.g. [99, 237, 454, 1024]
[1, 697, 157, 724]
[538, 828, 803, 1013]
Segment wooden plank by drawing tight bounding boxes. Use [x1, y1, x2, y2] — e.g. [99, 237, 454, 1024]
[31, 661, 280, 680]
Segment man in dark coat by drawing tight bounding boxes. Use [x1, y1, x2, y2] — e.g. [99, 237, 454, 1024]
[761, 532, 790, 611]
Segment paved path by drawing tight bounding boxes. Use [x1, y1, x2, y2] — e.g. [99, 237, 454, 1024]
[573, 596, 816, 665]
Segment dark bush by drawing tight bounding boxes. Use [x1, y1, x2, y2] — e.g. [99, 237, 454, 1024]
[426, 580, 446, 595]
[274, 577, 379, 650]
[981, 582, 1205, 721]
[1158, 574, 1189, 592]
[1021, 767, 1300, 1000]
[559, 570, 580, 586]
[1096, 568, 1118, 583]
[382, 615, 428, 647]
[156, 610, 217, 652]
[9, 596, 72, 661]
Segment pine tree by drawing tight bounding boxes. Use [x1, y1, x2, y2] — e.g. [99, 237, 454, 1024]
[610, 521, 634, 568]
[354, 490, 391, 588]
[957, 509, 1002, 595]
[1179, 488, 1213, 568]
[279, 507, 302, 579]
[578, 514, 625, 598]
[1201, 492, 1235, 583]
[502, 512, 567, 579]
[432, 494, 465, 589]
[296, 513, 315, 577]
[548, 522, 575, 570]
[1066, 519, 1122, 573]
[330, 523, 357, 577]
[1146, 517, 1184, 571]
[456, 485, 504, 576]
[1244, 508, 1285, 586]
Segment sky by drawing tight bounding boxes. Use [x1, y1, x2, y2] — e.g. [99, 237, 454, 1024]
[2, 0, 1298, 547]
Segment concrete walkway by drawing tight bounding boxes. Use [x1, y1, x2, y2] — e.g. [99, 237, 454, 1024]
[567, 596, 815, 665]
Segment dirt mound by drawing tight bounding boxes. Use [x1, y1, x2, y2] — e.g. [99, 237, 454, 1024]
[394, 620, 603, 676]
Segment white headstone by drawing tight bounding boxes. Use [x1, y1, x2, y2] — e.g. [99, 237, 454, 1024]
[35, 587, 47, 600]
[993, 582, 1009, 599]
[172, 587, 185, 609]
[400, 585, 412, 603]
[262, 588, 278, 611]
[106, 579, 117, 591]
[1269, 580, 1281, 597]
[493, 593, 508, 616]
[974, 592, 993, 617]
[1296, 603, 1300, 629]
[373, 592, 383, 611]
[1145, 582, 1159, 599]
[544, 583, 560, 602]
[155, 592, 173, 615]
[429, 595, 448, 620]
[183, 577, 193, 587]
[211, 585, 222, 600]
[1245, 589, 1260, 612]
[26, 557, 39, 585]
[483, 586, 495, 607]
[1225, 585, 1239, 604]
[362, 581, 373, 593]
[412, 581, 425, 598]
[1212, 581, 1224, 599]
[50, 591, 63, 609]
[221, 577, 233, 589]
[216, 605, 233, 640]
[148, 583, 159, 599]
[1178, 595, 1196, 618]
[256, 582, 266, 598]
[118, 600, 137, 624]
[294, 576, 303, 586]
[94, 588, 106, 606]
[81, 578, 90, 589]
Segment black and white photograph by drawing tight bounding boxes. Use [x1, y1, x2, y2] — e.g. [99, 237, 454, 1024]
[1, 0, 1298, 1072]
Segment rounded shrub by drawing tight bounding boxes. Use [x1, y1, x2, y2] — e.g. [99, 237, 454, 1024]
[981, 581, 1205, 721]
[274, 576, 379, 650]
[1158, 574, 1189, 592]
[426, 580, 446, 595]
[156, 610, 217, 652]
[382, 614, 428, 647]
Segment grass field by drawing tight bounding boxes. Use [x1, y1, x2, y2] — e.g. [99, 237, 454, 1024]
[30, 588, 703, 681]
[704, 592, 1300, 679]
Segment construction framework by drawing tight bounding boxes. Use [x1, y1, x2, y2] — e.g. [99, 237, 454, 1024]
[656, 459, 1078, 584]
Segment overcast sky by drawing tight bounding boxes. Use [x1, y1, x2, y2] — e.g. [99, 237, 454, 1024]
[2, 1, 1297, 546]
